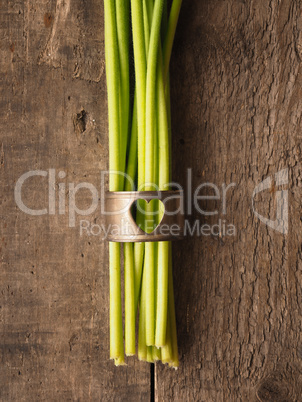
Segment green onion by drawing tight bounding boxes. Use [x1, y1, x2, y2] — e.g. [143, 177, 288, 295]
[104, 0, 183, 367]
[104, 0, 123, 363]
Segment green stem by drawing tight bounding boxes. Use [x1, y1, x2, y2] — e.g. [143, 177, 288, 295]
[125, 94, 138, 191]
[130, 0, 147, 188]
[131, 0, 147, 326]
[115, 356, 126, 366]
[134, 242, 144, 311]
[124, 97, 138, 346]
[124, 242, 136, 356]
[161, 310, 173, 363]
[104, 0, 121, 190]
[124, 94, 144, 321]
[138, 268, 147, 361]
[143, 0, 150, 56]
[116, 1, 134, 360]
[144, 243, 155, 345]
[145, 0, 164, 188]
[116, 0, 130, 188]
[168, 242, 179, 367]
[144, 0, 164, 348]
[157, 49, 169, 188]
[146, 346, 154, 363]
[104, 0, 124, 362]
[135, 0, 156, 328]
[154, 47, 169, 346]
[165, 74, 172, 179]
[153, 346, 161, 361]
[155, 241, 169, 346]
[163, 0, 183, 85]
[109, 243, 123, 359]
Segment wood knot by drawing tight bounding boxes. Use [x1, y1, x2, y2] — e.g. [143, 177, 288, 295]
[256, 373, 294, 402]
[44, 12, 53, 28]
[74, 110, 88, 135]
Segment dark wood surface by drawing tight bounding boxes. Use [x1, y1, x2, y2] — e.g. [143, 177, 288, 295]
[0, 1, 150, 400]
[1, 0, 302, 401]
[156, 1, 302, 401]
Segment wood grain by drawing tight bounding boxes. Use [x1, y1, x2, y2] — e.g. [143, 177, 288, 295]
[156, 0, 302, 401]
[0, 1, 149, 400]
[2, 0, 302, 401]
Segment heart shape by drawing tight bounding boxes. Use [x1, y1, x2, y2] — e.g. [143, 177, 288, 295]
[131, 199, 165, 234]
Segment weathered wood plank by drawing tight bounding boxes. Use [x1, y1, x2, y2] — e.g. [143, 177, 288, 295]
[0, 1, 149, 400]
[156, 0, 302, 401]
[3, 0, 302, 400]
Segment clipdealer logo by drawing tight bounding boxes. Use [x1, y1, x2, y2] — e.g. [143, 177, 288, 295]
[13, 169, 237, 238]
[13, 167, 289, 237]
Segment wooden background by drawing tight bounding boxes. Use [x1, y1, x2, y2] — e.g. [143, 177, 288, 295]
[1, 0, 302, 401]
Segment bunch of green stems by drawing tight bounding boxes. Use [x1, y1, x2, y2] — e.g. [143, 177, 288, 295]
[104, 0, 182, 367]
